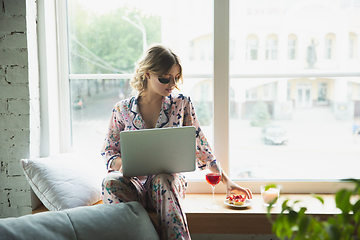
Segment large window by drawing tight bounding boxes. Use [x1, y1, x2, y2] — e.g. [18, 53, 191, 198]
[54, 0, 360, 193]
[229, 0, 360, 182]
[66, 0, 214, 181]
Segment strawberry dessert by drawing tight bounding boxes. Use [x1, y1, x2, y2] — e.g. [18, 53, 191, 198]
[226, 194, 247, 205]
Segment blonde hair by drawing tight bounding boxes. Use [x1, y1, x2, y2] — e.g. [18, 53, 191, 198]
[130, 44, 183, 95]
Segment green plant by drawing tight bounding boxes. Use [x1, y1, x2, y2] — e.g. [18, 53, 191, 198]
[250, 100, 271, 127]
[196, 101, 212, 126]
[266, 179, 360, 240]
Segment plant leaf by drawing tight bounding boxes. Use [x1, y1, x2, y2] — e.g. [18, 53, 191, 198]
[288, 210, 298, 225]
[298, 207, 307, 220]
[312, 194, 324, 204]
[298, 215, 310, 237]
[265, 183, 278, 191]
[341, 178, 360, 194]
[340, 178, 360, 184]
[335, 189, 352, 214]
[353, 199, 360, 214]
[281, 199, 289, 211]
[326, 225, 341, 240]
[354, 211, 360, 225]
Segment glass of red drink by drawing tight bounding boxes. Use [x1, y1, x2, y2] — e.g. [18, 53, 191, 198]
[206, 161, 222, 210]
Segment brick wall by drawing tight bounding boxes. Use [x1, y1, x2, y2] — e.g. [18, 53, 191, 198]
[0, 0, 39, 218]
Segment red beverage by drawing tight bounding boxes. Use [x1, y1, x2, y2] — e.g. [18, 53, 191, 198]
[206, 173, 221, 186]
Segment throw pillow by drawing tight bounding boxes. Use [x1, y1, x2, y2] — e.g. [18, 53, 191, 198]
[21, 153, 106, 211]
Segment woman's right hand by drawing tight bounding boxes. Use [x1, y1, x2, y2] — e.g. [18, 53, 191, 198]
[109, 157, 122, 171]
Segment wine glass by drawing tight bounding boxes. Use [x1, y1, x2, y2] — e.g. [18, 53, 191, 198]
[205, 161, 222, 210]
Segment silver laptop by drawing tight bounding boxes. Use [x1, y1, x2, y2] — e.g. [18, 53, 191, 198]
[120, 126, 196, 177]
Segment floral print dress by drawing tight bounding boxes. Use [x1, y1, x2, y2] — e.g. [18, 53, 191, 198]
[101, 93, 219, 240]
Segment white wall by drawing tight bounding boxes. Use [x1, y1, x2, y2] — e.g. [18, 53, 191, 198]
[0, 0, 39, 218]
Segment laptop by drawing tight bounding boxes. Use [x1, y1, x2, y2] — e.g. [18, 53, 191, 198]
[120, 126, 196, 177]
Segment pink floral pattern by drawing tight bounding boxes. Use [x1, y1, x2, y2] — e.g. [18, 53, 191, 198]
[101, 93, 219, 240]
[101, 93, 217, 170]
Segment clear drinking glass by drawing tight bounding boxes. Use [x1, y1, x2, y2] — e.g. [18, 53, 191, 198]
[261, 185, 280, 207]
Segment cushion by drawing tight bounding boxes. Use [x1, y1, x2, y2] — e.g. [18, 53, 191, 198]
[65, 202, 159, 240]
[0, 210, 77, 240]
[21, 153, 107, 211]
[0, 202, 159, 240]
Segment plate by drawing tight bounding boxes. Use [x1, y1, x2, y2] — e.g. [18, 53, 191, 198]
[224, 199, 252, 208]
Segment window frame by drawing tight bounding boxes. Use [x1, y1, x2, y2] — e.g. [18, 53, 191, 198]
[50, 0, 359, 194]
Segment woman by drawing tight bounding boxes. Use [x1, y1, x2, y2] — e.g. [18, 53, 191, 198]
[101, 44, 252, 240]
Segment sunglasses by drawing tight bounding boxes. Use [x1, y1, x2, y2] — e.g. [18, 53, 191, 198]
[158, 76, 180, 84]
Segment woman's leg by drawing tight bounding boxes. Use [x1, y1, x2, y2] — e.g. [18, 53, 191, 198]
[150, 173, 190, 240]
[102, 171, 147, 207]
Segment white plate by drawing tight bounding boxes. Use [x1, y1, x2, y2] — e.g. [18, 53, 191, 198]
[224, 199, 252, 208]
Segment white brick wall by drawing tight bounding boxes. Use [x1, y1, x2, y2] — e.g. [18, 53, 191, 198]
[0, 0, 39, 218]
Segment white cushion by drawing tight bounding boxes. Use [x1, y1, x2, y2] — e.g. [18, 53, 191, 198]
[21, 153, 107, 211]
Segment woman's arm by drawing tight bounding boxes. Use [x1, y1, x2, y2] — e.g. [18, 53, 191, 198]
[101, 103, 125, 171]
[221, 171, 253, 199]
[182, 96, 253, 199]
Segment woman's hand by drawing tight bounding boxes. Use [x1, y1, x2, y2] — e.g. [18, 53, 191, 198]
[222, 172, 253, 199]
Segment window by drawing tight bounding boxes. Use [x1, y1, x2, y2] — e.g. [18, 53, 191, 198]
[262, 83, 276, 101]
[229, 0, 360, 185]
[349, 32, 357, 59]
[189, 35, 213, 62]
[52, 0, 360, 193]
[66, 0, 214, 169]
[288, 34, 297, 60]
[265, 34, 278, 60]
[246, 35, 258, 60]
[246, 88, 258, 100]
[324, 33, 336, 59]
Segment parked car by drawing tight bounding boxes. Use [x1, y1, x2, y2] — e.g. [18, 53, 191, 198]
[261, 125, 288, 145]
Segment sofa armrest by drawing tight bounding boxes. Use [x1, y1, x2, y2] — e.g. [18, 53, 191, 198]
[65, 202, 159, 240]
[0, 211, 77, 240]
[0, 202, 159, 240]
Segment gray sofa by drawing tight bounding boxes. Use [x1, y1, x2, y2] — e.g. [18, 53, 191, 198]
[0, 201, 159, 240]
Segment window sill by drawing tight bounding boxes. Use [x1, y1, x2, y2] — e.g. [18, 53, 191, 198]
[32, 194, 338, 234]
[181, 193, 338, 234]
